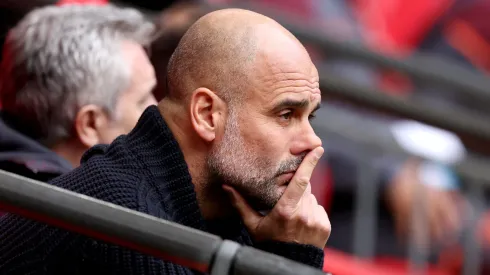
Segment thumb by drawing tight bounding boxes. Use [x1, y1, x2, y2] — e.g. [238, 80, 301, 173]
[223, 185, 262, 229]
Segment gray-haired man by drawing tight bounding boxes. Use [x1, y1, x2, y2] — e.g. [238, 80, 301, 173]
[0, 4, 158, 181]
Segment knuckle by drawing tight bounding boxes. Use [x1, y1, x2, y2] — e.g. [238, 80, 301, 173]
[320, 221, 332, 233]
[275, 206, 293, 221]
[316, 207, 330, 231]
[306, 217, 316, 229]
[309, 155, 319, 166]
[298, 213, 309, 225]
[296, 177, 310, 188]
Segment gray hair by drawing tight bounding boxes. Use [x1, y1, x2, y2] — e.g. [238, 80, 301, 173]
[0, 4, 156, 146]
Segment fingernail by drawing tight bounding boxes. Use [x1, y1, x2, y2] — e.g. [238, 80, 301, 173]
[314, 147, 324, 159]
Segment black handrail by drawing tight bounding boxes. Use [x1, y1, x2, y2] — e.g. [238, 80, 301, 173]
[0, 169, 327, 275]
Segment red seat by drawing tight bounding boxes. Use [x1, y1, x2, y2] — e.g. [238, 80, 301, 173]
[323, 248, 452, 275]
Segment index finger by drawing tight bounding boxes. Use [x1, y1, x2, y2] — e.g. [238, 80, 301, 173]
[277, 147, 324, 207]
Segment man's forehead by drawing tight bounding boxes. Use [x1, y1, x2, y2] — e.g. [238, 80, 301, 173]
[245, 35, 321, 105]
[246, 74, 321, 109]
[311, 89, 321, 98]
[260, 88, 322, 111]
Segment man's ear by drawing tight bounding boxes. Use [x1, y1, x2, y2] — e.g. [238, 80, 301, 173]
[74, 104, 109, 148]
[189, 87, 226, 142]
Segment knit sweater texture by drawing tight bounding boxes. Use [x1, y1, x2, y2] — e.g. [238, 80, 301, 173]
[0, 106, 324, 274]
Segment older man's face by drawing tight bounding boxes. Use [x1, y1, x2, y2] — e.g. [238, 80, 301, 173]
[207, 38, 322, 211]
[97, 42, 157, 144]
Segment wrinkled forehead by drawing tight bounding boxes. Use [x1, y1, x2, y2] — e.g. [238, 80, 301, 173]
[247, 42, 320, 105]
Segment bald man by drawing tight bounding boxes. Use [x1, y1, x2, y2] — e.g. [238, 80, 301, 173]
[0, 8, 330, 274]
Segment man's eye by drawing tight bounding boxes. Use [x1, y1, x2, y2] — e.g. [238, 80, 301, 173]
[309, 113, 317, 120]
[279, 111, 292, 120]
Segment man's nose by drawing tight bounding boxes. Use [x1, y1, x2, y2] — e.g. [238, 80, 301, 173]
[290, 122, 322, 156]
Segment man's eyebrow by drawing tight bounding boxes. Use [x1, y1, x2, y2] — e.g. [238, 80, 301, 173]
[272, 99, 309, 112]
[272, 99, 322, 113]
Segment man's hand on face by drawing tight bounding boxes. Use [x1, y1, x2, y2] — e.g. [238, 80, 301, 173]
[223, 147, 331, 249]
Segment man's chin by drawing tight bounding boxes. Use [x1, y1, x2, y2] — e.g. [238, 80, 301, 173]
[232, 186, 281, 213]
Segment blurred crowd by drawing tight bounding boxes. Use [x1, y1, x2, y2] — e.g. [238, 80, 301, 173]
[1, 0, 490, 274]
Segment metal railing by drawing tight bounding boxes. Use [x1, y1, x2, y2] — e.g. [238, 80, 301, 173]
[0, 169, 327, 275]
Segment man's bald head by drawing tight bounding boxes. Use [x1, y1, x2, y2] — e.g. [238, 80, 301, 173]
[166, 8, 306, 105]
[161, 9, 322, 215]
